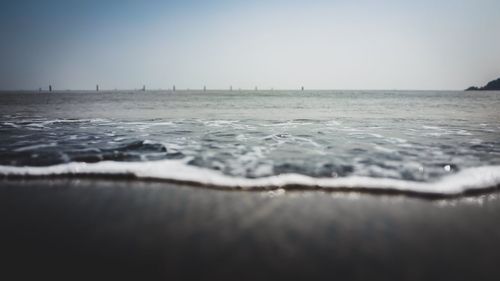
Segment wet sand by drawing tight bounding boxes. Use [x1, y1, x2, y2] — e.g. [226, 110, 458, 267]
[1, 179, 500, 280]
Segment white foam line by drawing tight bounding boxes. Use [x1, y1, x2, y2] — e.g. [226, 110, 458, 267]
[13, 143, 57, 152]
[1, 160, 500, 196]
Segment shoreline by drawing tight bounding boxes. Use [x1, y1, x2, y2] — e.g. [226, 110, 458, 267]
[2, 178, 500, 280]
[2, 175, 500, 200]
[1, 160, 500, 199]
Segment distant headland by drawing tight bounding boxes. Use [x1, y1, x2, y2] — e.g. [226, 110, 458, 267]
[466, 77, 500, 91]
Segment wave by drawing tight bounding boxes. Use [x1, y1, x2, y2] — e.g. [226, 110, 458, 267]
[1, 160, 500, 197]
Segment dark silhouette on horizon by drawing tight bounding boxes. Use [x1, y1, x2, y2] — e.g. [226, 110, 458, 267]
[49, 85, 52, 92]
[96, 85, 99, 92]
[466, 77, 500, 91]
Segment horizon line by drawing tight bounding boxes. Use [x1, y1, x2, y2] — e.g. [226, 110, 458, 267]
[0, 87, 469, 92]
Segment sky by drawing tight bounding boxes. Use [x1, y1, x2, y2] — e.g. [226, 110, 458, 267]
[1, 0, 499, 90]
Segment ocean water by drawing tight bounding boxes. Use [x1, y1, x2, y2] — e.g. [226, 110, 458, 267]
[1, 90, 500, 195]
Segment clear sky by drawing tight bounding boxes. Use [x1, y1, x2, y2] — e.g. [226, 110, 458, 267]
[1, 0, 499, 90]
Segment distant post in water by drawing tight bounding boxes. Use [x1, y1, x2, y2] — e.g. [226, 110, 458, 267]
[230, 85, 233, 91]
[301, 86, 304, 91]
[203, 85, 206, 92]
[96, 84, 99, 92]
[142, 85, 146, 92]
[173, 85, 176, 92]
[49, 85, 52, 92]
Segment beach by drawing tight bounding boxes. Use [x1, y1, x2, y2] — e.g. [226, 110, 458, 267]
[2, 178, 500, 280]
[1, 90, 499, 280]
[2, 0, 500, 279]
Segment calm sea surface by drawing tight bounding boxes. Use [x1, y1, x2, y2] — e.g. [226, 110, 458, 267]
[1, 90, 499, 193]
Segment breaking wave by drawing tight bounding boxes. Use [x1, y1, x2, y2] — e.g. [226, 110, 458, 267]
[1, 159, 500, 197]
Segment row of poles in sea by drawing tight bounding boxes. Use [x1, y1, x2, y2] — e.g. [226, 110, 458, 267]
[39, 85, 306, 92]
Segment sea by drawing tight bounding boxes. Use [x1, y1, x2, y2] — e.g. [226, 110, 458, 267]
[1, 90, 499, 196]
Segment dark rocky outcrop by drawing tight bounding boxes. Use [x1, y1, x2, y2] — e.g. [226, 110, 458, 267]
[466, 77, 500, 91]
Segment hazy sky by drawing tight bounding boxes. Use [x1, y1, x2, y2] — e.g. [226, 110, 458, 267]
[1, 0, 499, 90]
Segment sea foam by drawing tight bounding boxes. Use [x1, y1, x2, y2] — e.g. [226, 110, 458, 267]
[1, 160, 500, 197]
